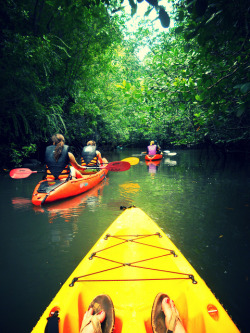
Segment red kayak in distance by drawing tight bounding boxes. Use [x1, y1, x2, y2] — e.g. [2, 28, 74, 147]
[145, 154, 163, 161]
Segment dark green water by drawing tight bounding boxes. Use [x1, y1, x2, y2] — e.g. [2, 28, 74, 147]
[0, 149, 249, 332]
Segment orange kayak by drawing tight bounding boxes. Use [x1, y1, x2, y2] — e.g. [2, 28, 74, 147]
[145, 154, 163, 161]
[32, 168, 108, 205]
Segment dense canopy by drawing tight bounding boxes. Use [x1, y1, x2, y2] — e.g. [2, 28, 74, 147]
[0, 0, 249, 167]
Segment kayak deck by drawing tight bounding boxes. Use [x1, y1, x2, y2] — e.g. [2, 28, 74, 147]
[32, 207, 239, 332]
[145, 154, 163, 161]
[32, 168, 108, 205]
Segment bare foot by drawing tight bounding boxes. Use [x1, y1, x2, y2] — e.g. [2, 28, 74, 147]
[80, 307, 106, 333]
[161, 297, 186, 333]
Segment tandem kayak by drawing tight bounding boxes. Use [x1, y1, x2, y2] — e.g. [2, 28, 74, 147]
[32, 178, 109, 221]
[32, 168, 108, 205]
[32, 207, 239, 333]
[145, 154, 163, 161]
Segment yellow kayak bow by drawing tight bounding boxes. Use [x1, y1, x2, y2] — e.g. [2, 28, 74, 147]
[32, 207, 239, 333]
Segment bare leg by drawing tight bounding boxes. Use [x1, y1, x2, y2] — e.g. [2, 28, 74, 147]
[70, 167, 83, 178]
[75, 169, 83, 178]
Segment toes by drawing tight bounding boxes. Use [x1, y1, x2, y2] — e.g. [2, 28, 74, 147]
[84, 307, 105, 324]
[96, 310, 106, 324]
[83, 308, 94, 320]
[161, 297, 171, 315]
[81, 308, 106, 333]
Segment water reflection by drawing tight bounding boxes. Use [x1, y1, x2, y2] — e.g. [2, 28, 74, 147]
[11, 179, 109, 251]
[12, 197, 33, 210]
[145, 160, 162, 173]
[164, 157, 177, 166]
[119, 182, 141, 198]
[144, 156, 177, 174]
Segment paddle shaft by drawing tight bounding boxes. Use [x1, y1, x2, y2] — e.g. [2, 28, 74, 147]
[9, 160, 131, 179]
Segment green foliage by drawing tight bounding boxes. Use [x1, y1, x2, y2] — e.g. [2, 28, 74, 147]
[10, 144, 37, 167]
[170, 0, 250, 146]
[0, 0, 249, 168]
[0, 0, 124, 165]
[112, 6, 249, 149]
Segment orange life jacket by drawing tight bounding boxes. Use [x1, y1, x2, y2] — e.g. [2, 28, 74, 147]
[81, 145, 98, 167]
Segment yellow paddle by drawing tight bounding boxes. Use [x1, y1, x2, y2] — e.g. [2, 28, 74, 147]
[121, 157, 140, 166]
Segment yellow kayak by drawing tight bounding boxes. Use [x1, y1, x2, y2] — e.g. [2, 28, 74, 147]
[32, 207, 239, 333]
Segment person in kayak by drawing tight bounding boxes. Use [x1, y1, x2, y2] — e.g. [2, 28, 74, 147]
[80, 293, 186, 333]
[154, 140, 162, 155]
[45, 133, 85, 179]
[147, 141, 157, 155]
[81, 140, 108, 168]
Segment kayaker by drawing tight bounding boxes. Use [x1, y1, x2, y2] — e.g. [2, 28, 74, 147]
[154, 140, 162, 155]
[81, 140, 108, 168]
[147, 141, 157, 155]
[80, 293, 186, 333]
[45, 134, 85, 180]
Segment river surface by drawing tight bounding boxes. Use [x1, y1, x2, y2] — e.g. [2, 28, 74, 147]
[0, 149, 249, 332]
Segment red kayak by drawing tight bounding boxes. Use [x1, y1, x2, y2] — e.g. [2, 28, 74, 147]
[145, 154, 163, 161]
[32, 168, 108, 205]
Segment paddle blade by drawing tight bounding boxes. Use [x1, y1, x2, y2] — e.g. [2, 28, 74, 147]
[122, 157, 139, 166]
[9, 168, 37, 179]
[106, 161, 130, 172]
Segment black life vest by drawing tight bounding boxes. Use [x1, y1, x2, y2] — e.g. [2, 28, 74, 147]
[81, 146, 98, 167]
[45, 145, 70, 179]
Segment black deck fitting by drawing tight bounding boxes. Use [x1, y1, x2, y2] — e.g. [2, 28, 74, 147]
[171, 250, 178, 257]
[69, 277, 78, 287]
[189, 274, 198, 284]
[89, 252, 96, 260]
